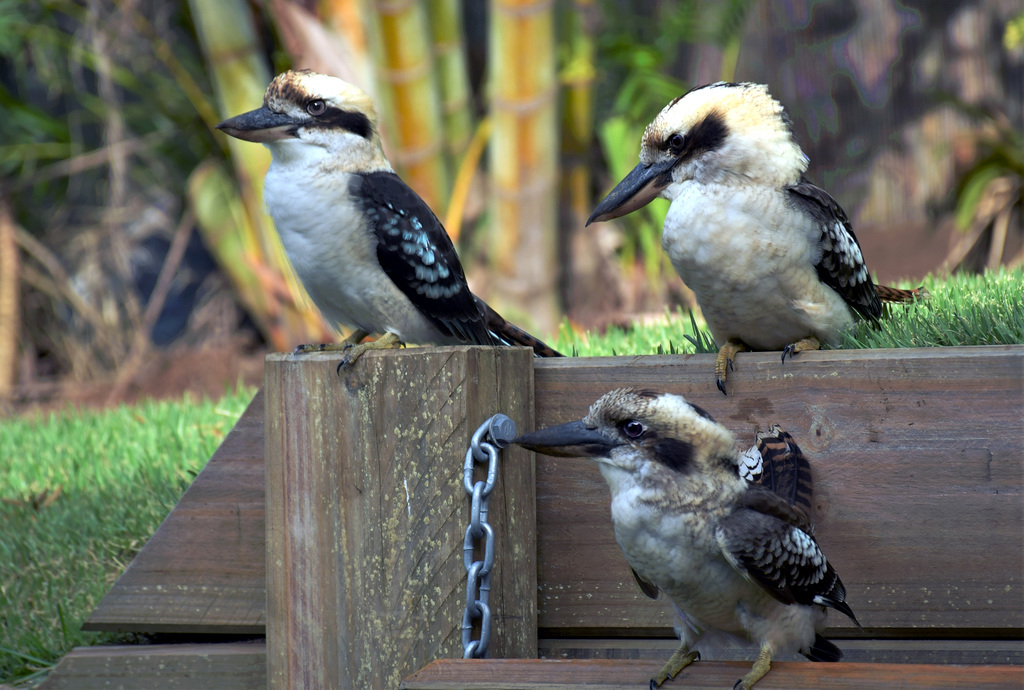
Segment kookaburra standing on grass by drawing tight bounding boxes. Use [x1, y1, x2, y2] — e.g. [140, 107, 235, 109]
[217, 70, 561, 365]
[515, 388, 859, 690]
[588, 82, 923, 393]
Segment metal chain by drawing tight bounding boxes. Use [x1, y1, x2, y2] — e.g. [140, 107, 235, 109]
[461, 413, 517, 659]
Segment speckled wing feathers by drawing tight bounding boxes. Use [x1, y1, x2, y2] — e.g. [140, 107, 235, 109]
[717, 488, 858, 624]
[786, 179, 882, 321]
[353, 172, 492, 345]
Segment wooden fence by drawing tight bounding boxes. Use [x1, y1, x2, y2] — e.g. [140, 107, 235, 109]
[40, 345, 1024, 688]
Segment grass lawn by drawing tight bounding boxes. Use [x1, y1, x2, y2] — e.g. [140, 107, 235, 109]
[552, 266, 1024, 356]
[0, 388, 256, 684]
[0, 267, 1020, 685]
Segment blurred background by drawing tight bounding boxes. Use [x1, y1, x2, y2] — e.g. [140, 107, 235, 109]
[0, 0, 1021, 412]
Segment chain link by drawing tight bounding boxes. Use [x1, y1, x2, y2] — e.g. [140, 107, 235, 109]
[461, 414, 517, 659]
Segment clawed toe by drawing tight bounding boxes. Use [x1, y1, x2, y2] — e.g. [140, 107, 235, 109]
[714, 339, 749, 395]
[781, 335, 820, 364]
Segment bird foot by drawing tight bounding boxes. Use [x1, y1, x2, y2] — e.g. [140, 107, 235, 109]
[335, 332, 405, 374]
[650, 648, 699, 688]
[780, 335, 820, 364]
[733, 644, 772, 690]
[715, 339, 749, 395]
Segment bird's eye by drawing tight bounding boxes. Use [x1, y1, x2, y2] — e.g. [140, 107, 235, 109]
[306, 100, 326, 116]
[668, 133, 685, 153]
[621, 420, 646, 439]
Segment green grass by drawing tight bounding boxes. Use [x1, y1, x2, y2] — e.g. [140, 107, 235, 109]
[552, 306, 716, 357]
[840, 266, 1024, 349]
[0, 387, 256, 685]
[553, 267, 1024, 356]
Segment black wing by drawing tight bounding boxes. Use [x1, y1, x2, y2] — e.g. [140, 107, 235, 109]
[786, 179, 881, 320]
[716, 487, 859, 625]
[353, 171, 493, 345]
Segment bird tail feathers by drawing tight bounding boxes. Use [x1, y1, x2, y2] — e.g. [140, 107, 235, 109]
[479, 301, 563, 357]
[875, 284, 929, 303]
[803, 634, 843, 662]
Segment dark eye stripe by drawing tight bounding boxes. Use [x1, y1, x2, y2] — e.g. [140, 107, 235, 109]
[313, 108, 373, 140]
[664, 111, 728, 161]
[682, 112, 727, 158]
[652, 437, 694, 474]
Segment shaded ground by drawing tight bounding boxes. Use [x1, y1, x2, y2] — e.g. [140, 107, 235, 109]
[10, 338, 267, 417]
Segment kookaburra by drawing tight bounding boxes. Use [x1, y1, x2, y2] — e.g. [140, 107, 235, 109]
[217, 70, 561, 365]
[587, 82, 922, 393]
[515, 388, 859, 689]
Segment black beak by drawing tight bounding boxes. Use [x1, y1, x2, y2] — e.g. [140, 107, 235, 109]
[586, 156, 677, 226]
[513, 420, 614, 458]
[216, 106, 299, 143]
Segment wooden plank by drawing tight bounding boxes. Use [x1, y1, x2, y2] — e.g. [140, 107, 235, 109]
[84, 390, 267, 634]
[532, 346, 1024, 634]
[36, 640, 1024, 690]
[400, 658, 1024, 689]
[37, 642, 266, 690]
[85, 346, 1024, 643]
[538, 637, 1024, 665]
[264, 347, 536, 690]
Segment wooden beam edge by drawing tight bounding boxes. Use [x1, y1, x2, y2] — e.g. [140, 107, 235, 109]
[37, 642, 267, 690]
[532, 344, 1024, 368]
[400, 658, 1024, 689]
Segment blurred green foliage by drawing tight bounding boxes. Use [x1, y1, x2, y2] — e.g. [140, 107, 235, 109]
[0, 0, 216, 205]
[952, 114, 1023, 231]
[591, 0, 752, 288]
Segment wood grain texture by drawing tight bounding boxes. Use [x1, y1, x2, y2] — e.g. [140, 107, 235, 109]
[537, 637, 1024, 665]
[37, 642, 266, 690]
[84, 346, 1023, 653]
[264, 347, 536, 690]
[400, 658, 1024, 689]
[532, 346, 1024, 634]
[39, 641, 1023, 689]
[84, 390, 267, 633]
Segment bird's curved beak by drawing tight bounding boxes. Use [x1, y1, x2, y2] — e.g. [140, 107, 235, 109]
[216, 106, 298, 143]
[586, 156, 676, 225]
[514, 420, 614, 458]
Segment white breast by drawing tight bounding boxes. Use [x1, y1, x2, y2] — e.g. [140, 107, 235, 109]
[661, 182, 854, 350]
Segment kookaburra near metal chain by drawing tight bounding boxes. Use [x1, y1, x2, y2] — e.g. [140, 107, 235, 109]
[461, 413, 517, 658]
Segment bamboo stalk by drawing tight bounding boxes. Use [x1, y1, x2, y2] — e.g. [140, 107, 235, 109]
[0, 198, 19, 400]
[445, 117, 492, 242]
[426, 0, 475, 165]
[558, 0, 606, 318]
[366, 0, 450, 211]
[276, 0, 377, 98]
[188, 0, 328, 349]
[489, 0, 560, 332]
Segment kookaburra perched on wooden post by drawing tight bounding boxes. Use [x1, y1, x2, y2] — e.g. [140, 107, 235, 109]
[217, 69, 561, 366]
[515, 388, 860, 689]
[588, 82, 922, 393]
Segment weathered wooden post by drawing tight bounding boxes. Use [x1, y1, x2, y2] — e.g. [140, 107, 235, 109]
[264, 346, 537, 689]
